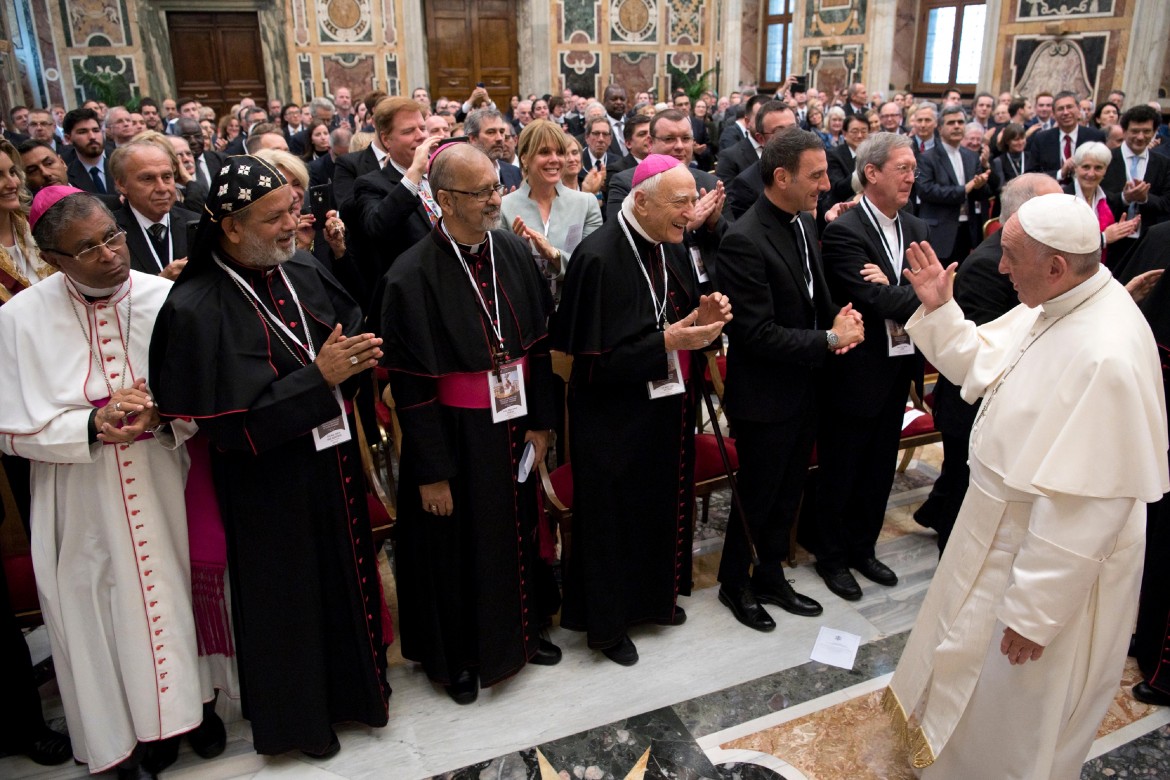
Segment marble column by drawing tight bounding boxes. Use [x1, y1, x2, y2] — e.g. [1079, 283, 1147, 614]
[401, 0, 428, 92]
[1122, 0, 1170, 103]
[720, 0, 743, 97]
[977, 0, 1001, 93]
[867, 0, 896, 94]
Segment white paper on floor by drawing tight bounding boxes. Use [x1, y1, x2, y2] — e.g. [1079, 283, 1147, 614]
[810, 626, 862, 670]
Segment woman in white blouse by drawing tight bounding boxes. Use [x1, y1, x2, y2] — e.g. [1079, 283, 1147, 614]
[0, 139, 52, 303]
[501, 119, 603, 303]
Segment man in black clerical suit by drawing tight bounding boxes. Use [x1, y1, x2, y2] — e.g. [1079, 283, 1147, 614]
[714, 129, 865, 631]
[917, 106, 993, 265]
[344, 97, 441, 305]
[1026, 91, 1105, 181]
[815, 132, 927, 601]
[109, 140, 196, 279]
[913, 174, 1060, 550]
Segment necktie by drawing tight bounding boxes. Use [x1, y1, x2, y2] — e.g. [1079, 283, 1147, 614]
[147, 223, 169, 268]
[593, 158, 600, 171]
[89, 166, 106, 194]
[1063, 134, 1072, 162]
[919, 139, 925, 153]
[195, 157, 209, 189]
[1129, 154, 1141, 220]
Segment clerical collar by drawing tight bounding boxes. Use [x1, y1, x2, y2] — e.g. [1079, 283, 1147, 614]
[862, 195, 898, 225]
[619, 198, 659, 245]
[218, 249, 279, 279]
[1041, 265, 1111, 318]
[761, 196, 799, 226]
[65, 274, 126, 301]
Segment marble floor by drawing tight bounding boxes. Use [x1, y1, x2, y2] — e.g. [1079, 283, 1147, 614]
[3, 446, 1168, 780]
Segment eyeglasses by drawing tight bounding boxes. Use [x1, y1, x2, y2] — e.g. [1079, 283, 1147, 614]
[444, 183, 507, 202]
[44, 229, 127, 264]
[587, 130, 612, 137]
[653, 135, 694, 144]
[887, 163, 920, 179]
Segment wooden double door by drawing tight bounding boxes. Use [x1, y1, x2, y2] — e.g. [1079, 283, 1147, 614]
[425, 0, 518, 110]
[168, 12, 267, 118]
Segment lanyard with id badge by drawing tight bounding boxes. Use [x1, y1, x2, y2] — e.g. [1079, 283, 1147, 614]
[618, 214, 686, 399]
[215, 255, 352, 450]
[442, 225, 529, 424]
[859, 198, 916, 357]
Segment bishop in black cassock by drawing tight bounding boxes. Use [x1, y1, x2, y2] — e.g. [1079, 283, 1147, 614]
[150, 158, 390, 758]
[380, 143, 561, 704]
[554, 156, 731, 665]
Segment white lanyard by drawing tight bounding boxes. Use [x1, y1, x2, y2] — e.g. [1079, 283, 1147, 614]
[1007, 152, 1024, 177]
[859, 197, 903, 278]
[441, 222, 505, 354]
[214, 254, 316, 362]
[617, 213, 669, 329]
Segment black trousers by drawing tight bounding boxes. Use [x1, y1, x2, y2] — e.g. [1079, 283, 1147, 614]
[814, 380, 906, 569]
[718, 410, 817, 593]
[0, 533, 45, 750]
[944, 219, 975, 267]
[1135, 494, 1170, 692]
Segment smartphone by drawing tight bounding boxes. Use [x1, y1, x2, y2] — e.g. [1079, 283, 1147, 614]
[185, 219, 200, 255]
[791, 75, 808, 94]
[308, 183, 334, 224]
[477, 82, 486, 88]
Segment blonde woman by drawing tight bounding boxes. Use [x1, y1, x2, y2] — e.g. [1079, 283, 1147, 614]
[0, 138, 51, 303]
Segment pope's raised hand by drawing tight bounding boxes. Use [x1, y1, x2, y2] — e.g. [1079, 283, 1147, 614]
[902, 241, 956, 313]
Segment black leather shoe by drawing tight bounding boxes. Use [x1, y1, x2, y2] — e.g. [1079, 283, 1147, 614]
[188, 707, 227, 759]
[852, 556, 898, 586]
[444, 669, 479, 704]
[116, 759, 157, 780]
[816, 563, 862, 601]
[19, 726, 72, 766]
[301, 729, 341, 759]
[601, 634, 639, 666]
[530, 637, 563, 666]
[719, 586, 776, 632]
[913, 510, 935, 530]
[1133, 681, 1170, 706]
[670, 605, 687, 625]
[139, 737, 180, 774]
[753, 577, 824, 617]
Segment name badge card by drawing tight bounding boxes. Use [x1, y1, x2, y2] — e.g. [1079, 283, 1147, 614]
[313, 387, 353, 450]
[689, 246, 709, 284]
[885, 319, 915, 357]
[489, 362, 528, 423]
[648, 350, 686, 399]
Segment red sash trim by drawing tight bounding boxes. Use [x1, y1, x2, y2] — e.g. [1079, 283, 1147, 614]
[436, 356, 528, 409]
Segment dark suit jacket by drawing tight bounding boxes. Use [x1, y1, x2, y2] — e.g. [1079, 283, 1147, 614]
[819, 205, 927, 414]
[331, 146, 381, 212]
[1025, 125, 1106, 178]
[691, 116, 713, 171]
[718, 121, 750, 155]
[827, 143, 858, 206]
[114, 203, 198, 275]
[309, 153, 336, 188]
[715, 194, 836, 423]
[726, 162, 765, 220]
[578, 150, 620, 183]
[342, 163, 434, 305]
[916, 143, 992, 258]
[499, 161, 522, 189]
[66, 154, 114, 195]
[288, 129, 309, 156]
[222, 134, 246, 157]
[1101, 146, 1170, 230]
[198, 150, 225, 180]
[716, 137, 759, 187]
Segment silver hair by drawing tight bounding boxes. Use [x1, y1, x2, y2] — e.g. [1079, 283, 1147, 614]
[827, 106, 846, 121]
[854, 132, 915, 189]
[999, 173, 1059, 221]
[463, 107, 505, 137]
[329, 125, 352, 145]
[103, 105, 128, 129]
[308, 96, 335, 115]
[911, 103, 938, 121]
[1072, 140, 1112, 167]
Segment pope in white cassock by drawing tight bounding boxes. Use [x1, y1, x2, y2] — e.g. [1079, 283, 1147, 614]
[0, 187, 206, 776]
[885, 192, 1169, 779]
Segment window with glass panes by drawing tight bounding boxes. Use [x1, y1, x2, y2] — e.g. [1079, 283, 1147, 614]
[759, 0, 796, 93]
[913, 0, 986, 96]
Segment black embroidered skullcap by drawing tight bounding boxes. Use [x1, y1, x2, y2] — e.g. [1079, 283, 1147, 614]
[204, 155, 288, 223]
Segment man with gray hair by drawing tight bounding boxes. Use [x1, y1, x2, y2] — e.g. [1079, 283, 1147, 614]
[289, 97, 335, 155]
[465, 107, 522, 188]
[889, 192, 1167, 778]
[913, 173, 1061, 547]
[104, 105, 137, 148]
[380, 142, 562, 703]
[917, 104, 993, 265]
[814, 131, 928, 601]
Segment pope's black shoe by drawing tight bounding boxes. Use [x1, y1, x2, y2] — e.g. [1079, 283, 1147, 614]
[116, 761, 157, 780]
[816, 563, 863, 601]
[670, 605, 687, 625]
[1133, 681, 1170, 706]
[852, 556, 898, 587]
[444, 669, 479, 705]
[719, 586, 776, 632]
[530, 636, 563, 666]
[753, 576, 824, 617]
[601, 634, 639, 666]
[139, 737, 180, 774]
[301, 729, 341, 759]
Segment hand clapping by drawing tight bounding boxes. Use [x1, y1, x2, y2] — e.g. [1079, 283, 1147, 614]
[315, 324, 383, 387]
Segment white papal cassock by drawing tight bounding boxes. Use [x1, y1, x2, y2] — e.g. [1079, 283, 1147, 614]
[886, 266, 1169, 780]
[0, 270, 203, 772]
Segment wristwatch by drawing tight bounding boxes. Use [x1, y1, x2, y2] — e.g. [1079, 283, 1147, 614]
[825, 330, 840, 350]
